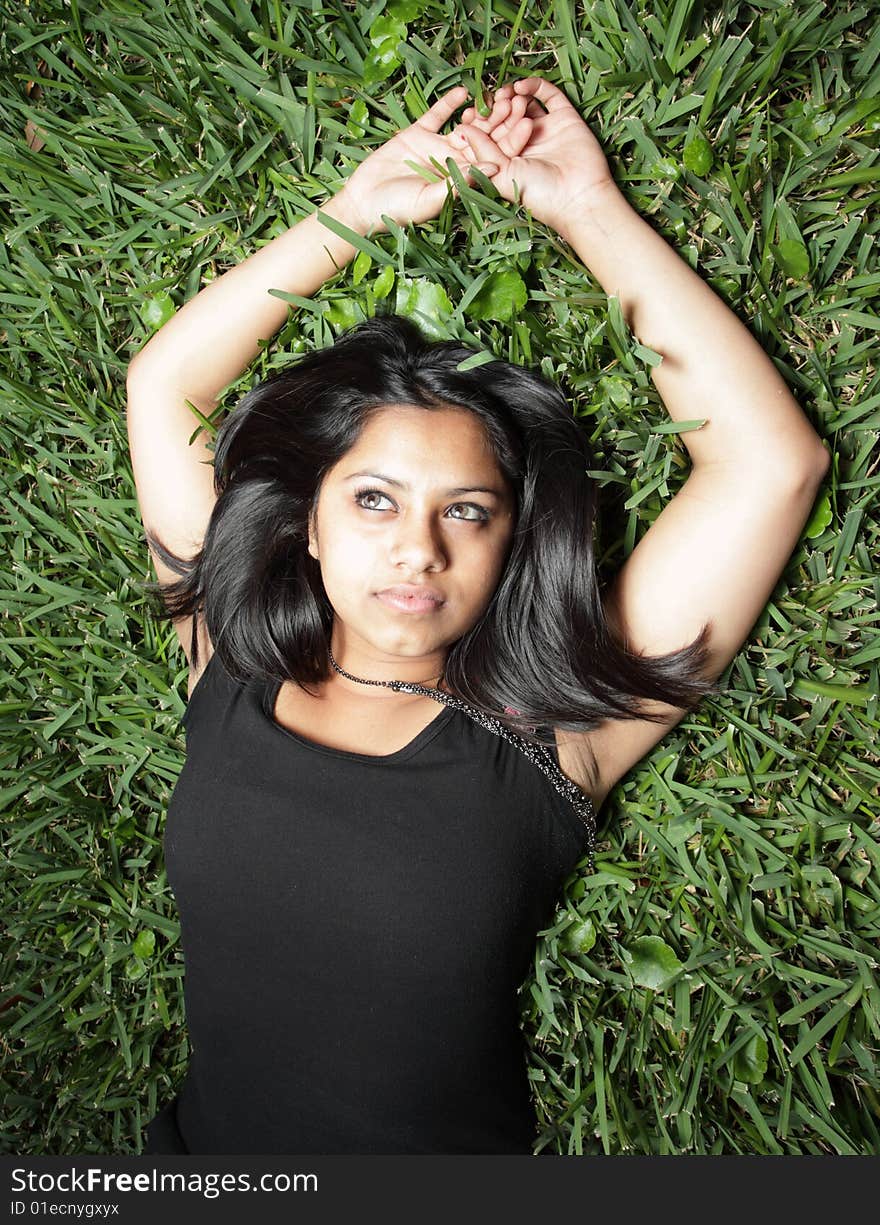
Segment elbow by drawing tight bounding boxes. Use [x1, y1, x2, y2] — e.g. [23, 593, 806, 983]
[812, 440, 832, 479]
[795, 440, 831, 488]
[126, 351, 152, 390]
[781, 438, 831, 488]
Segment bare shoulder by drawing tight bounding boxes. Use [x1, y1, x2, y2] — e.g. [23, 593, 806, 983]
[553, 698, 690, 813]
[551, 588, 703, 813]
[555, 458, 829, 810]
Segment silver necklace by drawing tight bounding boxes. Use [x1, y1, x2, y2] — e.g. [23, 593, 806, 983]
[327, 647, 596, 856]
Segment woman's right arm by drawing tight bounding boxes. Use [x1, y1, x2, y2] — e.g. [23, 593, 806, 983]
[127, 83, 487, 677]
[125, 188, 368, 672]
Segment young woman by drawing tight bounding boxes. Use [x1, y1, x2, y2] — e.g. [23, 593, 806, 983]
[128, 78, 830, 1155]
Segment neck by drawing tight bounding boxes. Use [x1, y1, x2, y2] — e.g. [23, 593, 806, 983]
[328, 628, 447, 693]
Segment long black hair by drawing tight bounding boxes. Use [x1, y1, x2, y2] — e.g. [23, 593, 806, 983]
[142, 310, 718, 783]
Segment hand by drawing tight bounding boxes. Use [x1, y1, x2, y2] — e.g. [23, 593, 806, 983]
[450, 77, 618, 238]
[334, 86, 504, 236]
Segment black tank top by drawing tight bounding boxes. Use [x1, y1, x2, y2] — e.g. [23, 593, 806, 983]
[153, 650, 594, 1155]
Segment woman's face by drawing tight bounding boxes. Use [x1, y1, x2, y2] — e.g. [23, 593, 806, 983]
[308, 404, 517, 676]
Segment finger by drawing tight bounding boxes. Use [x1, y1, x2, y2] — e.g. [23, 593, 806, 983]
[460, 95, 511, 132]
[452, 149, 492, 183]
[497, 114, 533, 159]
[467, 164, 499, 180]
[461, 102, 532, 160]
[449, 102, 510, 154]
[460, 124, 507, 168]
[474, 94, 528, 144]
[416, 85, 471, 133]
[517, 95, 547, 120]
[511, 76, 574, 113]
[494, 82, 549, 122]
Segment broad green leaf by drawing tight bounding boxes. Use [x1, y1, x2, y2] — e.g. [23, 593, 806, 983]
[624, 936, 684, 990]
[352, 249, 372, 286]
[652, 158, 681, 181]
[773, 239, 810, 280]
[683, 133, 714, 175]
[346, 98, 369, 140]
[395, 276, 453, 338]
[464, 269, 527, 323]
[373, 264, 395, 299]
[388, 0, 428, 20]
[369, 15, 407, 46]
[326, 299, 365, 329]
[124, 957, 147, 981]
[565, 918, 597, 955]
[132, 930, 155, 959]
[599, 374, 632, 409]
[140, 294, 175, 331]
[733, 1031, 769, 1084]
[804, 487, 832, 538]
[363, 40, 402, 85]
[709, 275, 739, 301]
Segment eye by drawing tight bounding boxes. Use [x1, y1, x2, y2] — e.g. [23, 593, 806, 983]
[353, 488, 490, 522]
[354, 488, 394, 511]
[448, 503, 490, 522]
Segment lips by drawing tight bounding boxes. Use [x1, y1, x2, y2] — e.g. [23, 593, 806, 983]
[375, 584, 446, 613]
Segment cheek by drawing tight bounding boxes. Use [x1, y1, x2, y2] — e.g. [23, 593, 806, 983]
[466, 543, 508, 601]
[315, 519, 376, 589]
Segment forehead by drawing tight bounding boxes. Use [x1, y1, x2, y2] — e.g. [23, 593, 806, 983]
[343, 404, 499, 469]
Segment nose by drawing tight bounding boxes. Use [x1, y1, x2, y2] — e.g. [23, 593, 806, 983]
[388, 506, 447, 572]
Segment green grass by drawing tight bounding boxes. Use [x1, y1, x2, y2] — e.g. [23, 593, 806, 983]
[2, 0, 878, 1156]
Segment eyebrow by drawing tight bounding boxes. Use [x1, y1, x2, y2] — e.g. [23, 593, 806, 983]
[343, 470, 505, 498]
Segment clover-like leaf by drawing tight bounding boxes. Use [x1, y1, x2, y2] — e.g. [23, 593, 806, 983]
[773, 239, 810, 280]
[140, 294, 175, 331]
[352, 249, 372, 286]
[395, 276, 453, 338]
[732, 1030, 769, 1084]
[624, 935, 683, 990]
[326, 298, 365, 329]
[564, 917, 597, 955]
[465, 269, 527, 323]
[388, 0, 428, 20]
[347, 98, 369, 140]
[373, 264, 395, 300]
[683, 133, 714, 176]
[369, 14, 407, 46]
[125, 957, 148, 981]
[132, 929, 155, 959]
[363, 40, 402, 85]
[804, 486, 832, 538]
[652, 158, 681, 182]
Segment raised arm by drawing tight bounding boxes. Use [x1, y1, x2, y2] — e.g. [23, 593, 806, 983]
[125, 191, 368, 674]
[555, 177, 828, 803]
[457, 80, 830, 806]
[126, 85, 486, 676]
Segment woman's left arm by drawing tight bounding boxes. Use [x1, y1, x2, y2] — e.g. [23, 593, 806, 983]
[561, 184, 829, 800]
[457, 82, 830, 802]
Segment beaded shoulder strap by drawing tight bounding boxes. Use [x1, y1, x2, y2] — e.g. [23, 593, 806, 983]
[386, 678, 596, 861]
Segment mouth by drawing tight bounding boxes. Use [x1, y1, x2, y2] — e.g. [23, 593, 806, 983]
[375, 586, 446, 614]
